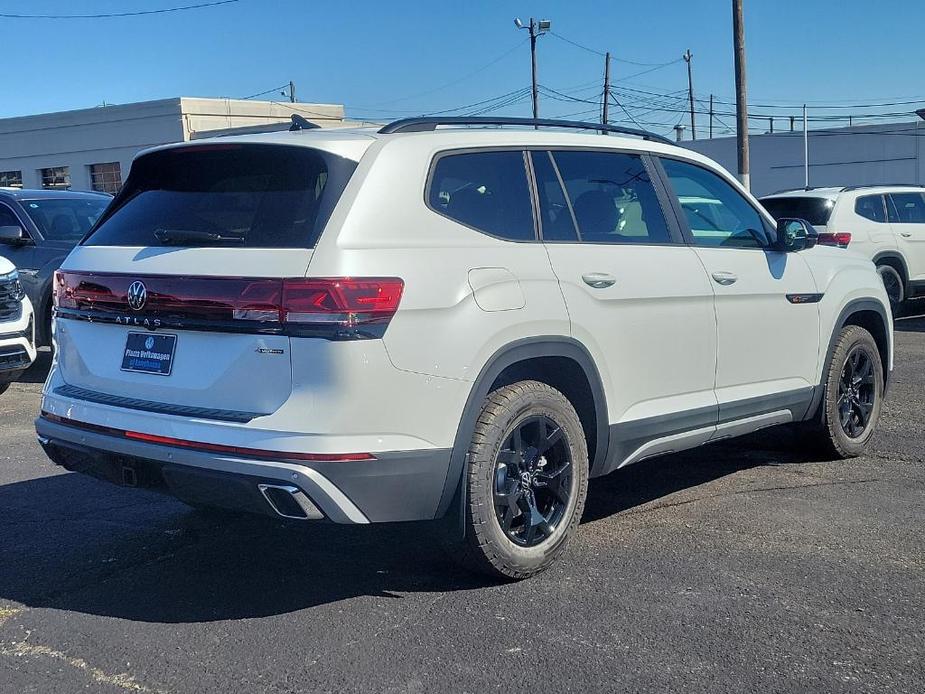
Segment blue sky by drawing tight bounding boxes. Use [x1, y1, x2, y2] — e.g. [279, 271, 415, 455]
[3, 0, 924, 135]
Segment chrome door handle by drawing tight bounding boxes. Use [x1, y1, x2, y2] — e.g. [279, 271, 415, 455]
[899, 232, 913, 238]
[711, 271, 738, 285]
[582, 273, 616, 289]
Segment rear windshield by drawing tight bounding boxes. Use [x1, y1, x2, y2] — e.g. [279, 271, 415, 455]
[84, 144, 356, 248]
[759, 196, 834, 226]
[21, 198, 109, 242]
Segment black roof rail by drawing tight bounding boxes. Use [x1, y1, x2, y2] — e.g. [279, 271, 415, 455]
[765, 186, 831, 195]
[839, 183, 925, 192]
[289, 114, 320, 131]
[377, 116, 674, 145]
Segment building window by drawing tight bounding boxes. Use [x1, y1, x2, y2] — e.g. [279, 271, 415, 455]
[89, 162, 122, 194]
[0, 171, 23, 188]
[40, 166, 70, 190]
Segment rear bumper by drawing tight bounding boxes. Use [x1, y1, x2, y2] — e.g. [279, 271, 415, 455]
[35, 415, 452, 524]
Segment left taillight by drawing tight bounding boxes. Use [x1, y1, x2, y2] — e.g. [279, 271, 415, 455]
[817, 232, 852, 248]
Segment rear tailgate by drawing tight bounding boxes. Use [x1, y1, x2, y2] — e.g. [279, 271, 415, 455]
[51, 141, 360, 420]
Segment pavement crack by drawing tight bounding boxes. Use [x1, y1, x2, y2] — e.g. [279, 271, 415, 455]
[1, 640, 168, 693]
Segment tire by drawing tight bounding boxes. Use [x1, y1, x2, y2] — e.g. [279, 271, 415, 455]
[453, 380, 589, 580]
[803, 325, 884, 458]
[876, 264, 904, 317]
[0, 382, 9, 396]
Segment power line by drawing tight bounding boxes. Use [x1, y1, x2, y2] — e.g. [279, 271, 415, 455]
[240, 84, 290, 100]
[353, 38, 529, 109]
[549, 31, 678, 66]
[0, 0, 240, 19]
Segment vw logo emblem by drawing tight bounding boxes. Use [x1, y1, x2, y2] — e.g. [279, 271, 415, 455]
[144, 336, 155, 350]
[127, 281, 147, 311]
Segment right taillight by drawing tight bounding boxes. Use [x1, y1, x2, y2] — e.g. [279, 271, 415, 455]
[281, 277, 404, 339]
[817, 232, 851, 248]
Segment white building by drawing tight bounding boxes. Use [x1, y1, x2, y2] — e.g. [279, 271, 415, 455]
[684, 120, 925, 197]
[0, 97, 352, 193]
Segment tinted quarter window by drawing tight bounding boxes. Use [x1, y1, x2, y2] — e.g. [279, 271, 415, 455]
[428, 150, 535, 241]
[85, 145, 353, 248]
[761, 196, 835, 226]
[551, 151, 670, 244]
[887, 192, 925, 223]
[530, 151, 578, 241]
[661, 158, 769, 248]
[854, 195, 887, 223]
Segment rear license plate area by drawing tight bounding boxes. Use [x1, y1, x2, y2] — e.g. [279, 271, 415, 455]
[121, 332, 177, 376]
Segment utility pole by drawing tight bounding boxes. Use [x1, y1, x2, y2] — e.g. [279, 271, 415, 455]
[602, 52, 611, 127]
[683, 49, 696, 139]
[288, 81, 296, 103]
[732, 0, 750, 189]
[515, 18, 551, 123]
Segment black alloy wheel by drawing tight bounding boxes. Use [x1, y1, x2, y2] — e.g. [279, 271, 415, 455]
[492, 415, 573, 547]
[837, 347, 877, 439]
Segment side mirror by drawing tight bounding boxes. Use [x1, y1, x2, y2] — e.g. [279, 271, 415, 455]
[774, 218, 817, 252]
[0, 225, 30, 246]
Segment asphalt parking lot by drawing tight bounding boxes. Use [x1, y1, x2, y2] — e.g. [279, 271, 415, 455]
[1, 307, 923, 694]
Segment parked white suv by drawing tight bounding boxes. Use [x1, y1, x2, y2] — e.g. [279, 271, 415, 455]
[760, 185, 925, 314]
[0, 257, 36, 395]
[36, 117, 893, 579]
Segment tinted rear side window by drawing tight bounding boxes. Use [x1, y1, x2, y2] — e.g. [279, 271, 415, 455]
[84, 145, 355, 248]
[427, 150, 535, 241]
[759, 196, 834, 226]
[551, 150, 670, 244]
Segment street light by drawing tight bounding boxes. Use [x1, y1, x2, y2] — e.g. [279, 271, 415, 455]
[514, 17, 551, 121]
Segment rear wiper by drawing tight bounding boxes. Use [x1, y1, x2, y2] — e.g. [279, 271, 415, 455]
[153, 228, 244, 245]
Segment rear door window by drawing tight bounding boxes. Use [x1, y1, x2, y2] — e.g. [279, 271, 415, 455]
[427, 150, 535, 241]
[84, 145, 354, 248]
[887, 192, 925, 223]
[760, 196, 835, 226]
[549, 150, 671, 244]
[530, 151, 578, 241]
[854, 195, 887, 223]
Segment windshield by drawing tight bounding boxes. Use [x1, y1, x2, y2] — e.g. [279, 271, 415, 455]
[21, 198, 109, 242]
[84, 144, 355, 249]
[759, 196, 834, 227]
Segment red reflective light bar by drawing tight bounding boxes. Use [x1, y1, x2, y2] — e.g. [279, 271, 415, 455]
[54, 272, 404, 332]
[42, 413, 375, 462]
[817, 232, 852, 248]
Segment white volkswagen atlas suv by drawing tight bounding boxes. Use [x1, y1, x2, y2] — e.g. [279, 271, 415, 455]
[760, 184, 925, 315]
[0, 257, 36, 395]
[36, 116, 893, 579]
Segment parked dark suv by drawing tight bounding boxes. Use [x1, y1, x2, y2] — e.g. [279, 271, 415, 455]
[0, 189, 110, 346]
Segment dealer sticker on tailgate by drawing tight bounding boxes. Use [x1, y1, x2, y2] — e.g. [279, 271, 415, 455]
[121, 332, 177, 376]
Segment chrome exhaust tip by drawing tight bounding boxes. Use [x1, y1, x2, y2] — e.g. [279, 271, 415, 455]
[258, 483, 323, 520]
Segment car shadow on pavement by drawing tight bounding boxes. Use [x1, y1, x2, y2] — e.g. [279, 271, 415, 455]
[0, 427, 810, 624]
